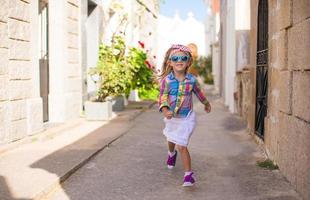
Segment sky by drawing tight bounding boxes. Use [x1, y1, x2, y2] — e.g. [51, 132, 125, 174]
[159, 0, 206, 22]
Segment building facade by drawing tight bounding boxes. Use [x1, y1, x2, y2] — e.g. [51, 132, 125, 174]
[0, 0, 159, 144]
[218, 0, 310, 199]
[247, 1, 310, 199]
[0, 0, 82, 143]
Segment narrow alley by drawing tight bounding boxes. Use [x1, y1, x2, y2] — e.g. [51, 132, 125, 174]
[48, 87, 301, 200]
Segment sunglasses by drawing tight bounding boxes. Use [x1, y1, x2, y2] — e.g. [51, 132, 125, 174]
[169, 55, 189, 62]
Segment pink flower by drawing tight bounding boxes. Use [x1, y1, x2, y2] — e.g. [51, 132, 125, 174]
[138, 41, 145, 48]
[144, 60, 152, 68]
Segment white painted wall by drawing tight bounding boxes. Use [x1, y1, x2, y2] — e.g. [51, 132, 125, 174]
[48, 1, 68, 122]
[224, 0, 236, 113]
[86, 5, 103, 97]
[235, 0, 251, 30]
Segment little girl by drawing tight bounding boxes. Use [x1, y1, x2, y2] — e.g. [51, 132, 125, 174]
[158, 44, 211, 187]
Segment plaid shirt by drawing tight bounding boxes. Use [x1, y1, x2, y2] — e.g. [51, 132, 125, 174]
[158, 72, 209, 118]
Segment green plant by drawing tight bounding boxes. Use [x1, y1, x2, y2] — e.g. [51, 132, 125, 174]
[257, 159, 279, 170]
[138, 85, 159, 101]
[192, 55, 214, 84]
[127, 47, 156, 92]
[89, 36, 157, 102]
[89, 36, 131, 102]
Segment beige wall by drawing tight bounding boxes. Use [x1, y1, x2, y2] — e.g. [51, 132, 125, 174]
[0, 0, 43, 143]
[0, 0, 82, 143]
[247, 0, 310, 199]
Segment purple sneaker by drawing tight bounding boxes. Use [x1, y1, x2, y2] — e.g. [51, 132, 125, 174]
[166, 151, 177, 169]
[182, 172, 195, 187]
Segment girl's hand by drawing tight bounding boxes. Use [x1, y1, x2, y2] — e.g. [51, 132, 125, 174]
[204, 102, 211, 113]
[162, 107, 173, 119]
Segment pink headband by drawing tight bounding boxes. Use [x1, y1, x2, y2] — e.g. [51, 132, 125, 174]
[170, 44, 192, 56]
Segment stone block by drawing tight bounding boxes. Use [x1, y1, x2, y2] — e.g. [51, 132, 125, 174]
[288, 19, 310, 70]
[270, 30, 287, 70]
[67, 0, 79, 7]
[66, 77, 82, 92]
[268, 68, 281, 113]
[26, 97, 43, 135]
[278, 0, 292, 30]
[9, 99, 26, 121]
[0, 21, 8, 48]
[0, 75, 9, 101]
[9, 80, 32, 100]
[292, 71, 310, 122]
[68, 48, 79, 63]
[8, 119, 27, 142]
[65, 92, 81, 120]
[67, 63, 80, 77]
[269, 2, 278, 35]
[265, 110, 281, 160]
[0, 0, 8, 22]
[9, 60, 32, 80]
[9, 0, 30, 22]
[291, 116, 310, 200]
[0, 101, 9, 142]
[0, 48, 8, 75]
[67, 18, 78, 35]
[279, 70, 292, 114]
[67, 2, 79, 20]
[9, 39, 30, 60]
[277, 113, 298, 187]
[293, 0, 310, 25]
[67, 33, 79, 49]
[8, 18, 30, 41]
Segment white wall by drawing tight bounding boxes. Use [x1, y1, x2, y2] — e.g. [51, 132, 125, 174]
[48, 1, 67, 122]
[86, 5, 103, 96]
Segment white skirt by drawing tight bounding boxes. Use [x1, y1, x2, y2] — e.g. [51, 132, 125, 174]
[163, 112, 196, 147]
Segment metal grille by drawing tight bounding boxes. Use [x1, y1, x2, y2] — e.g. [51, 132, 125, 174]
[255, 0, 268, 139]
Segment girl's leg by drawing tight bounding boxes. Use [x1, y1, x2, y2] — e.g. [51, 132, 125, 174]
[177, 145, 191, 172]
[168, 141, 176, 153]
[167, 141, 177, 169]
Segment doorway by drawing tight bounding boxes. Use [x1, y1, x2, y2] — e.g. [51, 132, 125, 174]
[255, 0, 268, 139]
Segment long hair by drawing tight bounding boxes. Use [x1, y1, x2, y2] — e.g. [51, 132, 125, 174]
[158, 47, 193, 80]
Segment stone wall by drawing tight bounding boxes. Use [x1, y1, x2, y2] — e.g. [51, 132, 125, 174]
[249, 0, 310, 199]
[0, 0, 43, 143]
[0, 0, 82, 143]
[65, 0, 82, 119]
[235, 69, 251, 122]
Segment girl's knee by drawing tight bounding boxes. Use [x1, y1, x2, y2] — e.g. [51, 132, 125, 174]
[177, 145, 187, 152]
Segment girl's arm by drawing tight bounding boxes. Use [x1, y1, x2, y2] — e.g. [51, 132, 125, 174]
[158, 78, 170, 112]
[192, 78, 209, 105]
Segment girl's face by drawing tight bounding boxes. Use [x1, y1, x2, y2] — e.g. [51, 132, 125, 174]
[169, 51, 190, 74]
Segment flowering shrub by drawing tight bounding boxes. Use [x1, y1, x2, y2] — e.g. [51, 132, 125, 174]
[192, 55, 214, 84]
[89, 36, 158, 101]
[89, 36, 132, 101]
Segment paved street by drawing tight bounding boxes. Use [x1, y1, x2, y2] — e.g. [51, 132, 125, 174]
[48, 89, 301, 200]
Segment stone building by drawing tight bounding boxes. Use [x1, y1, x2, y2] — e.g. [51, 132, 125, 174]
[235, 0, 310, 199]
[0, 0, 83, 143]
[0, 0, 159, 144]
[250, 1, 309, 199]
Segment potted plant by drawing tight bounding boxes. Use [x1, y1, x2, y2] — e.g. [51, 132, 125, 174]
[85, 36, 157, 120]
[85, 36, 130, 120]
